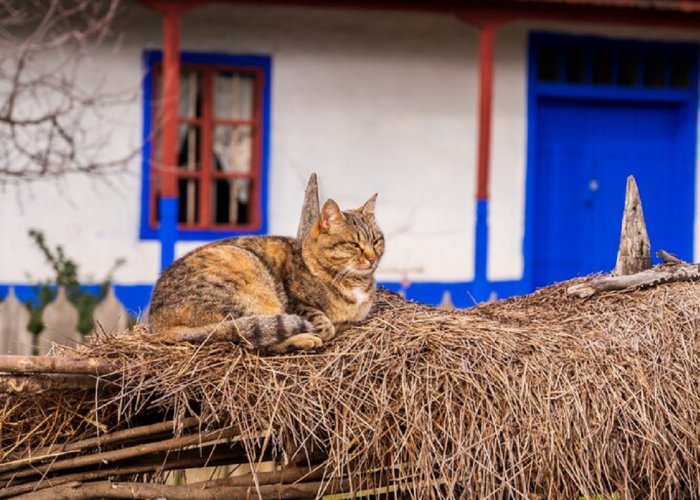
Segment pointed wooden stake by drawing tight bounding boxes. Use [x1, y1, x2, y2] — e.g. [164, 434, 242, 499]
[297, 173, 320, 241]
[613, 176, 651, 277]
[439, 291, 454, 310]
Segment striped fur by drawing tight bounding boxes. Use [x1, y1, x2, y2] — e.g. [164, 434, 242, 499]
[149, 195, 384, 354]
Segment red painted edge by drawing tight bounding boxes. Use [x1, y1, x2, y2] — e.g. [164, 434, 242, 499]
[161, 9, 181, 198]
[475, 25, 495, 202]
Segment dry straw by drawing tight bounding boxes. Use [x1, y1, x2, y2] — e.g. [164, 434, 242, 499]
[4, 278, 700, 499]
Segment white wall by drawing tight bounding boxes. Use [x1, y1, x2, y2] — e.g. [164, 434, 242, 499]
[488, 21, 700, 282]
[0, 3, 478, 286]
[2, 4, 700, 289]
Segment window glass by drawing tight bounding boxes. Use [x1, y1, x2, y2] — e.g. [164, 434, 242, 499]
[178, 178, 200, 225]
[618, 52, 639, 87]
[212, 179, 252, 225]
[565, 48, 586, 84]
[213, 126, 253, 174]
[670, 53, 691, 88]
[643, 51, 665, 87]
[177, 125, 200, 171]
[537, 46, 559, 82]
[592, 50, 613, 85]
[214, 72, 255, 120]
[179, 70, 203, 118]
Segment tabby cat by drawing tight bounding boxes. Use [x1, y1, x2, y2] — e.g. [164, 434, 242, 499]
[149, 195, 384, 353]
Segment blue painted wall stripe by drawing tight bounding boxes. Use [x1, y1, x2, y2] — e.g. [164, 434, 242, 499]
[473, 199, 490, 302]
[0, 281, 530, 316]
[159, 197, 178, 271]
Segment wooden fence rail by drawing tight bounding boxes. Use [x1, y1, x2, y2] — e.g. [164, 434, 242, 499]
[0, 286, 132, 355]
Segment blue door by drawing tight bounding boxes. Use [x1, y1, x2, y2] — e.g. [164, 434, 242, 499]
[533, 99, 694, 287]
[528, 35, 698, 289]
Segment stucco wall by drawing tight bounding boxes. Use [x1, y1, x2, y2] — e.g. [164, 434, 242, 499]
[2, 3, 700, 295]
[487, 21, 700, 282]
[0, 3, 478, 287]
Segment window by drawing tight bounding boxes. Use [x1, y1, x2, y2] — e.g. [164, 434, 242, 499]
[534, 36, 696, 92]
[140, 52, 270, 240]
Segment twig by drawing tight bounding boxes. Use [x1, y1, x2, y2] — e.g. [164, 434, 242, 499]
[13, 475, 388, 500]
[0, 445, 247, 499]
[567, 264, 700, 298]
[0, 417, 202, 475]
[0, 426, 240, 480]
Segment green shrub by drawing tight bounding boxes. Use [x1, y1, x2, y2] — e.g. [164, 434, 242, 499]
[26, 229, 125, 336]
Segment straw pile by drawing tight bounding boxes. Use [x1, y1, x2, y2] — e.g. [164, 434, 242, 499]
[4, 276, 700, 499]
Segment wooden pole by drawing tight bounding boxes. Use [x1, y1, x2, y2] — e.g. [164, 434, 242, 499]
[0, 417, 202, 475]
[0, 426, 240, 480]
[0, 355, 118, 376]
[0, 374, 98, 395]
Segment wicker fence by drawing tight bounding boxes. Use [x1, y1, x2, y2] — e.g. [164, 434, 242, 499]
[0, 286, 130, 356]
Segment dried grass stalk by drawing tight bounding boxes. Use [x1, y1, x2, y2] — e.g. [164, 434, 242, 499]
[4, 275, 700, 498]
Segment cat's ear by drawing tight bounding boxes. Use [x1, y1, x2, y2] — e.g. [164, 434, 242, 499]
[358, 193, 378, 218]
[320, 199, 345, 231]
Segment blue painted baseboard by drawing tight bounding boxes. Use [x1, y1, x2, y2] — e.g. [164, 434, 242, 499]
[0, 284, 154, 318]
[0, 279, 531, 316]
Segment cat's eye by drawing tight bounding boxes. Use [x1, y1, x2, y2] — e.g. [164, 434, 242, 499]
[348, 242, 361, 249]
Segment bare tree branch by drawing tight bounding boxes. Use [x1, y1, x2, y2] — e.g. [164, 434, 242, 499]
[0, 0, 136, 184]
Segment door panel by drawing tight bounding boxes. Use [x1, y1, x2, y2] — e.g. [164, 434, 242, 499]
[532, 98, 692, 288]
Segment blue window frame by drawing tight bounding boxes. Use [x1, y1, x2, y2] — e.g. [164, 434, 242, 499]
[139, 51, 271, 241]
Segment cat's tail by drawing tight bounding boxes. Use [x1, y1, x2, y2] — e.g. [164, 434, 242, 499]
[158, 315, 321, 353]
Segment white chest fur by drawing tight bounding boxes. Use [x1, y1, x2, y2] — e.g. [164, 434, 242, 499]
[352, 288, 370, 304]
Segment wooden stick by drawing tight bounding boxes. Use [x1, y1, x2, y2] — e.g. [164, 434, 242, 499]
[1, 426, 241, 480]
[13, 475, 389, 500]
[567, 264, 700, 298]
[0, 355, 118, 376]
[0, 445, 246, 499]
[296, 172, 320, 241]
[0, 374, 98, 394]
[193, 465, 326, 489]
[613, 175, 651, 276]
[657, 249, 685, 264]
[0, 417, 202, 475]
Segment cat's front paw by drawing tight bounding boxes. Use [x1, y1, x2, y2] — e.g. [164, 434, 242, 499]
[288, 333, 323, 351]
[269, 333, 322, 354]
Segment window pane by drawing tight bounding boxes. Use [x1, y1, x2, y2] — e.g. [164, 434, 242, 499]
[618, 52, 639, 86]
[565, 48, 586, 84]
[643, 51, 665, 87]
[212, 179, 252, 225]
[670, 53, 691, 88]
[178, 125, 200, 171]
[179, 70, 203, 118]
[592, 50, 613, 85]
[214, 72, 255, 120]
[537, 46, 559, 82]
[213, 126, 253, 173]
[178, 178, 200, 225]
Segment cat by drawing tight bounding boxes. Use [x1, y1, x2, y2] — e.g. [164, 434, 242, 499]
[148, 195, 384, 354]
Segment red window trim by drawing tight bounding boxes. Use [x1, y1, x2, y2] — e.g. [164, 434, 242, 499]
[149, 62, 265, 232]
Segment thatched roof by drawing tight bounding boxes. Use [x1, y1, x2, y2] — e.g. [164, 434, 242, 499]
[3, 277, 700, 498]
